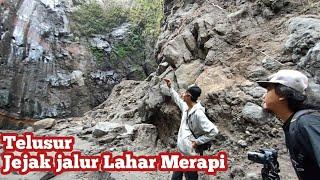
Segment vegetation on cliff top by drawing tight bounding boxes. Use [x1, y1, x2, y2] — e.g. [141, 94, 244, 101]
[70, 0, 163, 80]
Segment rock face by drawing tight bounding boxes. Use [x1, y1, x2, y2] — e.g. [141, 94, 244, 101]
[285, 17, 320, 82]
[1, 0, 320, 180]
[0, 0, 156, 119]
[0, 0, 108, 119]
[76, 0, 319, 179]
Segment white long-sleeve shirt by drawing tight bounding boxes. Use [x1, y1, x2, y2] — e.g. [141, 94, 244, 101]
[169, 87, 219, 155]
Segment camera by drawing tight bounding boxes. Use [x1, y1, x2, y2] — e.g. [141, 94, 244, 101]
[248, 148, 280, 180]
[248, 148, 278, 164]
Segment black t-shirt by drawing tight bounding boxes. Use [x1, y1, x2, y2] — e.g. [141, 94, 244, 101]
[282, 111, 320, 180]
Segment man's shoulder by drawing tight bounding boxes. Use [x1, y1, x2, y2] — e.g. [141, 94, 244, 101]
[295, 110, 320, 127]
[194, 108, 206, 117]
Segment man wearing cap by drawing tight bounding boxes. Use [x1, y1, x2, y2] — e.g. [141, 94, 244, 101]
[163, 78, 219, 180]
[257, 69, 320, 180]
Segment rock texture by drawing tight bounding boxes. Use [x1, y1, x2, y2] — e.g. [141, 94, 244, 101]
[0, 0, 156, 119]
[1, 0, 320, 180]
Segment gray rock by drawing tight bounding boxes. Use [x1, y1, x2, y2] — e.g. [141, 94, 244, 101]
[261, 0, 285, 12]
[0, 89, 9, 106]
[299, 42, 320, 82]
[228, 7, 248, 19]
[182, 28, 197, 52]
[242, 102, 271, 124]
[262, 57, 282, 71]
[305, 81, 320, 108]
[98, 134, 118, 145]
[111, 23, 131, 40]
[46, 70, 85, 87]
[246, 66, 267, 80]
[133, 124, 158, 147]
[24, 126, 35, 132]
[237, 140, 248, 148]
[89, 35, 112, 53]
[244, 172, 260, 180]
[158, 62, 169, 75]
[162, 34, 193, 67]
[146, 84, 164, 110]
[230, 165, 245, 178]
[175, 60, 203, 89]
[285, 17, 320, 63]
[92, 122, 126, 138]
[246, 86, 267, 98]
[33, 118, 56, 131]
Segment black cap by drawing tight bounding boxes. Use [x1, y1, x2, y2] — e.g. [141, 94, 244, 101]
[187, 85, 201, 101]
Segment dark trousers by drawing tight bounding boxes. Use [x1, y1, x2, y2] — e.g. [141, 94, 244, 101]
[171, 149, 204, 180]
[171, 171, 198, 180]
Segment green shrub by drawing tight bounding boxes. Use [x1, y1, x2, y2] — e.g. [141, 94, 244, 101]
[90, 46, 105, 64]
[130, 0, 163, 41]
[71, 0, 163, 78]
[70, 0, 128, 36]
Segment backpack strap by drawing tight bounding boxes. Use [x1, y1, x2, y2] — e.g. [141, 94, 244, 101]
[186, 110, 197, 138]
[291, 109, 318, 123]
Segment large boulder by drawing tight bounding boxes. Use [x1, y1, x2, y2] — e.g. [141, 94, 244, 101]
[285, 16, 320, 63]
[33, 118, 56, 131]
[242, 102, 271, 124]
[133, 124, 158, 147]
[92, 122, 127, 138]
[175, 60, 203, 89]
[300, 42, 320, 82]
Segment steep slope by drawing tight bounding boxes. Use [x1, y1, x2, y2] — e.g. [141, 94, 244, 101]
[0, 0, 157, 120]
[1, 0, 320, 179]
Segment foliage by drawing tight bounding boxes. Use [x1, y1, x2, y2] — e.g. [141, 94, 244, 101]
[70, 0, 128, 36]
[110, 0, 163, 62]
[129, 0, 164, 40]
[90, 46, 105, 65]
[71, 0, 163, 79]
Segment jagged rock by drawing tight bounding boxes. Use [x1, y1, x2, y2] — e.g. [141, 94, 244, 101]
[242, 102, 270, 124]
[89, 35, 112, 53]
[33, 118, 56, 131]
[162, 35, 193, 67]
[300, 42, 320, 82]
[246, 66, 267, 80]
[133, 124, 157, 147]
[285, 17, 320, 63]
[182, 28, 197, 53]
[261, 0, 286, 12]
[305, 81, 320, 109]
[70, 70, 84, 86]
[158, 62, 169, 75]
[262, 57, 282, 71]
[97, 134, 118, 145]
[92, 122, 126, 138]
[175, 60, 203, 89]
[245, 86, 266, 98]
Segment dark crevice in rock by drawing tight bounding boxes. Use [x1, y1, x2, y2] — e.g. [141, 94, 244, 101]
[145, 106, 180, 147]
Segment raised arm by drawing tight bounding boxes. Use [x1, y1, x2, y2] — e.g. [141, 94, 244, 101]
[163, 78, 187, 112]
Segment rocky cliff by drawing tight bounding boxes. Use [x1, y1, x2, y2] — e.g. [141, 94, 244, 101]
[0, 0, 320, 179]
[0, 0, 156, 120]
[80, 0, 320, 179]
